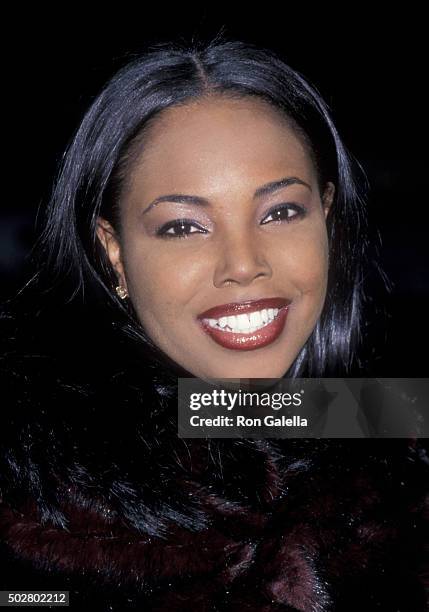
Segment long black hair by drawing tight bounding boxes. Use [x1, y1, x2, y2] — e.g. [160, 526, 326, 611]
[18, 36, 375, 377]
[2, 39, 427, 610]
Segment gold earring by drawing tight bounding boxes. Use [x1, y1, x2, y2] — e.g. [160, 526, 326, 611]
[115, 285, 128, 300]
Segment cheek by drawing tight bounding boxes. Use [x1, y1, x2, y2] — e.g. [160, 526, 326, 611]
[276, 224, 329, 297]
[120, 237, 202, 322]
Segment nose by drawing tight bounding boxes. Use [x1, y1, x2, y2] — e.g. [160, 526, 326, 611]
[213, 229, 272, 288]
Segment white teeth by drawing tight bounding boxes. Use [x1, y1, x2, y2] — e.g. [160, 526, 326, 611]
[249, 311, 262, 327]
[237, 313, 251, 330]
[227, 315, 236, 328]
[204, 305, 284, 334]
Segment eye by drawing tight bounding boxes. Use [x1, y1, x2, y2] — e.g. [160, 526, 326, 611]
[156, 218, 208, 239]
[260, 203, 306, 225]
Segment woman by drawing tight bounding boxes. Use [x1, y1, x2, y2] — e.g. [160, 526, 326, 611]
[0, 38, 427, 610]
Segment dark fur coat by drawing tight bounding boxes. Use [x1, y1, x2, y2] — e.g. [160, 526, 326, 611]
[0, 299, 428, 611]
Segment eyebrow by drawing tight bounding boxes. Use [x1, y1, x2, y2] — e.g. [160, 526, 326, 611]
[141, 176, 312, 215]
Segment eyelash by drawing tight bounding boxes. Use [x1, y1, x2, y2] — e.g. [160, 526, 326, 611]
[155, 203, 306, 239]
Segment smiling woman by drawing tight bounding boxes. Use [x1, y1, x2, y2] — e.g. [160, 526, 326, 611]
[0, 37, 427, 610]
[37, 37, 369, 382]
[96, 95, 335, 378]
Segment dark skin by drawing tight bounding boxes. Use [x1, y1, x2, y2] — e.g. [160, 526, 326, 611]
[97, 95, 335, 378]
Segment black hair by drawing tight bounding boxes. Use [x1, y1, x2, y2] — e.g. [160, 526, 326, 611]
[2, 40, 427, 610]
[20, 36, 376, 377]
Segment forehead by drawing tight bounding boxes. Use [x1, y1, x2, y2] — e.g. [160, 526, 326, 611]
[125, 96, 317, 197]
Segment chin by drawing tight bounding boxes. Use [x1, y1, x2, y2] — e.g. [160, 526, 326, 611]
[193, 361, 291, 380]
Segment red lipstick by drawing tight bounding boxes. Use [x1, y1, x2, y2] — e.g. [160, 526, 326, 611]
[197, 297, 290, 351]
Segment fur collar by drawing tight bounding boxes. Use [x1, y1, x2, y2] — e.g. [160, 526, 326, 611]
[0, 303, 428, 610]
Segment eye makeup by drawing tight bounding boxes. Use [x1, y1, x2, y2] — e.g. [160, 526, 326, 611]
[260, 202, 307, 225]
[156, 218, 209, 239]
[154, 202, 308, 239]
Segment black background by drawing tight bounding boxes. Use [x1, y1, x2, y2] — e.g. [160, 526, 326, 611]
[2, 11, 427, 376]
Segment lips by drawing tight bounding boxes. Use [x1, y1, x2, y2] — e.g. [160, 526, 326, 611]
[197, 297, 291, 351]
[197, 297, 291, 320]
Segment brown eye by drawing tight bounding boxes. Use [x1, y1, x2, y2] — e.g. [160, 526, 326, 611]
[156, 219, 208, 238]
[261, 203, 306, 225]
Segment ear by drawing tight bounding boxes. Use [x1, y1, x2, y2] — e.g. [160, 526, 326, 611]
[96, 217, 128, 291]
[322, 181, 335, 219]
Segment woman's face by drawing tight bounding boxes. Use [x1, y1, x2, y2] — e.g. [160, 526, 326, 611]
[98, 95, 335, 379]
